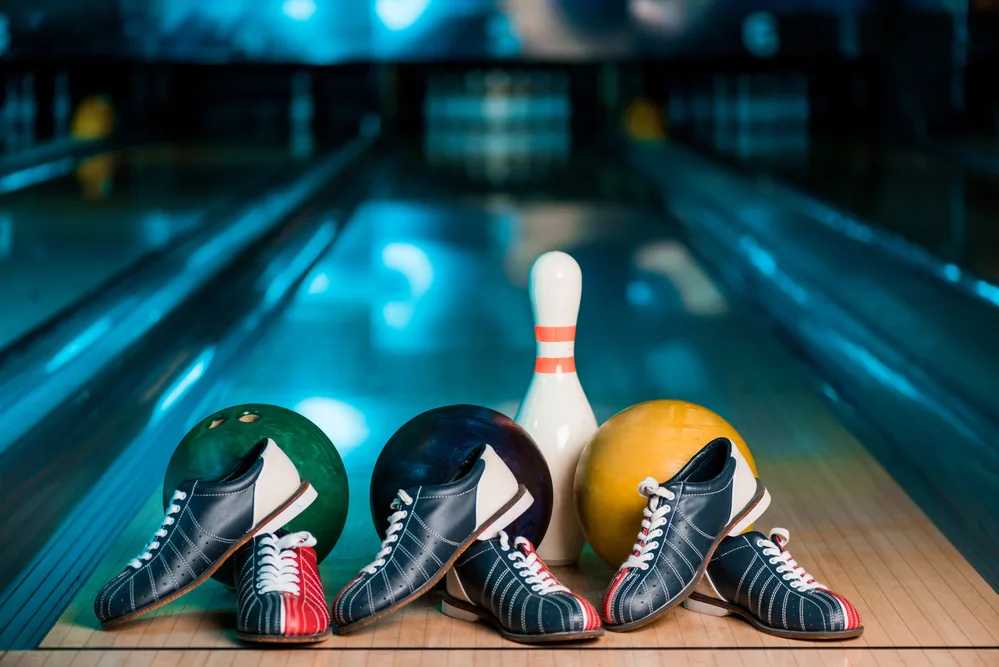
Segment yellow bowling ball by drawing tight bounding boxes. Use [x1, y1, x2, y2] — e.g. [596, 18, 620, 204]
[623, 97, 666, 142]
[574, 400, 759, 567]
[71, 96, 115, 141]
[75, 154, 115, 200]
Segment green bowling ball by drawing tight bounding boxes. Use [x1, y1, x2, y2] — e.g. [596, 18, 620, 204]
[164, 403, 348, 585]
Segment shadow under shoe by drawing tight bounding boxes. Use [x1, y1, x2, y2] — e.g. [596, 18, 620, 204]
[601, 437, 770, 632]
[443, 530, 603, 644]
[234, 530, 331, 644]
[332, 444, 532, 635]
[94, 438, 317, 629]
[684, 528, 864, 640]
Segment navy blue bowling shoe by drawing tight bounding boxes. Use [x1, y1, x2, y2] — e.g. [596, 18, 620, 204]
[684, 527, 863, 640]
[95, 439, 316, 628]
[442, 530, 603, 644]
[601, 437, 770, 631]
[332, 444, 532, 634]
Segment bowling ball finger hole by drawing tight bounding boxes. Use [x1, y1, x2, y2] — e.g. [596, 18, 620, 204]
[239, 413, 260, 423]
[207, 418, 226, 429]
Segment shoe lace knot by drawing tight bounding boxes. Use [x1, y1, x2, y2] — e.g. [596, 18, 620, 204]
[621, 477, 675, 571]
[757, 528, 823, 592]
[129, 490, 187, 569]
[361, 489, 414, 575]
[256, 531, 317, 596]
[498, 530, 568, 596]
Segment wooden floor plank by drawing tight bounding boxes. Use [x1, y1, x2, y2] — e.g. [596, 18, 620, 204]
[8, 649, 999, 667]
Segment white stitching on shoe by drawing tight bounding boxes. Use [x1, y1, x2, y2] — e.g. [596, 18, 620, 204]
[735, 553, 759, 601]
[407, 530, 444, 568]
[159, 553, 179, 592]
[715, 541, 751, 559]
[193, 487, 253, 497]
[675, 509, 716, 539]
[395, 543, 431, 583]
[421, 487, 476, 499]
[411, 512, 461, 547]
[676, 527, 705, 560]
[681, 476, 733, 496]
[767, 578, 779, 626]
[175, 528, 213, 565]
[665, 540, 695, 574]
[507, 586, 521, 631]
[167, 542, 198, 580]
[185, 506, 238, 544]
[146, 567, 157, 603]
[780, 587, 789, 629]
[497, 577, 516, 621]
[382, 570, 395, 605]
[392, 559, 414, 594]
[653, 563, 670, 602]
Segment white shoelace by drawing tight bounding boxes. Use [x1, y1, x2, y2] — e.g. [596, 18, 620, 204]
[360, 490, 414, 575]
[256, 531, 317, 595]
[621, 477, 676, 571]
[757, 528, 823, 592]
[129, 490, 187, 569]
[498, 531, 568, 595]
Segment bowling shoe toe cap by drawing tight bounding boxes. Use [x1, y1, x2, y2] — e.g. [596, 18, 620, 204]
[601, 568, 676, 628]
[236, 590, 284, 635]
[332, 575, 377, 627]
[94, 568, 158, 624]
[541, 592, 602, 634]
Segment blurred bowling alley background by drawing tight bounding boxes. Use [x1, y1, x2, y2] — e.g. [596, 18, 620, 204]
[2, 0, 999, 659]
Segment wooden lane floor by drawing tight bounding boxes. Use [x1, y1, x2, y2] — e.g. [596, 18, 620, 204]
[32, 164, 999, 660]
[5, 648, 999, 666]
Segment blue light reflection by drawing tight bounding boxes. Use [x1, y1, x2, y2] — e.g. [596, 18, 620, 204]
[375, 0, 430, 31]
[156, 347, 216, 415]
[283, 0, 317, 21]
[294, 397, 369, 452]
[45, 317, 113, 374]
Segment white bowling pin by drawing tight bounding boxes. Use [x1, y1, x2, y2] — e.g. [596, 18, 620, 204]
[515, 251, 597, 566]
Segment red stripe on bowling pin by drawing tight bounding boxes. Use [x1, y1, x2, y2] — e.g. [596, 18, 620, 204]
[535, 357, 576, 373]
[534, 325, 576, 374]
[534, 325, 576, 342]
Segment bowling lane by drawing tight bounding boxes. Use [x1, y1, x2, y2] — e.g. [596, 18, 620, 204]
[0, 144, 308, 349]
[45, 149, 999, 651]
[706, 137, 999, 284]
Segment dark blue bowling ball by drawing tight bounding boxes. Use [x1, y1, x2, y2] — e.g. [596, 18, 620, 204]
[370, 405, 553, 546]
